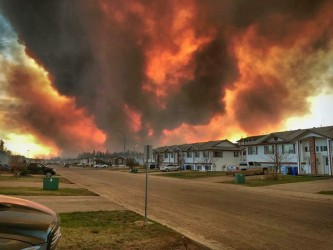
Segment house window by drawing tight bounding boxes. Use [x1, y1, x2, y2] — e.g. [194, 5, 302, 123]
[195, 151, 200, 158]
[213, 151, 223, 158]
[305, 147, 308, 152]
[264, 145, 274, 154]
[248, 146, 257, 155]
[282, 144, 295, 154]
[320, 146, 327, 152]
[170, 152, 174, 158]
[316, 146, 319, 152]
[234, 152, 239, 157]
[187, 151, 192, 158]
[164, 152, 168, 158]
[203, 151, 209, 157]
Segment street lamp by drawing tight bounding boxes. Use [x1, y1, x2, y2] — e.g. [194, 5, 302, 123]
[114, 129, 126, 155]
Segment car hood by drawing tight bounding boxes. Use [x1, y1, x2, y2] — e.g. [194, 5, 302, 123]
[0, 195, 60, 247]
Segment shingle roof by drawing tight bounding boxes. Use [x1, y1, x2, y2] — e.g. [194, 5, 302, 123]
[241, 125, 333, 145]
[154, 139, 239, 152]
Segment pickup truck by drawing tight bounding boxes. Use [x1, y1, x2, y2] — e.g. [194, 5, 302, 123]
[227, 161, 269, 175]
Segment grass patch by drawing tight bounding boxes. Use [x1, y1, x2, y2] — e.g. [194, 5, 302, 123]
[0, 187, 98, 196]
[317, 191, 333, 195]
[0, 175, 73, 184]
[157, 171, 226, 179]
[58, 210, 208, 250]
[222, 175, 329, 187]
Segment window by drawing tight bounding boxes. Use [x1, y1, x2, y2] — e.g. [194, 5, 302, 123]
[195, 151, 200, 158]
[187, 151, 192, 158]
[164, 152, 168, 158]
[248, 146, 257, 155]
[170, 152, 174, 158]
[213, 151, 223, 158]
[282, 144, 295, 154]
[316, 146, 319, 152]
[203, 151, 209, 157]
[320, 146, 327, 152]
[305, 147, 308, 152]
[264, 145, 274, 154]
[234, 152, 239, 157]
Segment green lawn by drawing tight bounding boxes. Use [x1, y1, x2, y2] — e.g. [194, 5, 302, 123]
[58, 211, 207, 250]
[0, 187, 98, 196]
[223, 175, 330, 187]
[317, 190, 333, 195]
[156, 171, 227, 179]
[0, 175, 73, 184]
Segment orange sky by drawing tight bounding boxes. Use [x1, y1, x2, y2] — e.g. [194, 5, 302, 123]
[1, 1, 333, 158]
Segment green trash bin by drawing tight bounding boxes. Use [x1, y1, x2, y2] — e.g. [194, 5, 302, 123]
[43, 177, 59, 190]
[130, 168, 138, 173]
[234, 173, 245, 184]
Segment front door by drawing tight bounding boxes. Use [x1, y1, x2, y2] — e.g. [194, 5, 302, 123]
[323, 156, 329, 175]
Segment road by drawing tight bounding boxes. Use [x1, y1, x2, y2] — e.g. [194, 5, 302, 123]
[56, 167, 333, 250]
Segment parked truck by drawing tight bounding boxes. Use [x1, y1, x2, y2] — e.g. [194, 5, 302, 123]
[227, 161, 270, 175]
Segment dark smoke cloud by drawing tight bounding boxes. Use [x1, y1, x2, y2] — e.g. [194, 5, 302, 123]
[0, 0, 332, 153]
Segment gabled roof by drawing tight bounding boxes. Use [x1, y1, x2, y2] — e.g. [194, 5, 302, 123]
[154, 139, 239, 152]
[240, 125, 333, 145]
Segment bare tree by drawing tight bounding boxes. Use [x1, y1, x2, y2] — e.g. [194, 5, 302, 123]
[265, 144, 293, 179]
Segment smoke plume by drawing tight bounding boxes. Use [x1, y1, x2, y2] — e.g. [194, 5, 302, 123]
[0, 0, 333, 155]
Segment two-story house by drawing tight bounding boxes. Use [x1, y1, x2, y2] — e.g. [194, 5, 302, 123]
[153, 140, 240, 171]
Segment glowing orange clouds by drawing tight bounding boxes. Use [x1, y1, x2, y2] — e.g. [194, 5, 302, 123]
[142, 2, 215, 104]
[3, 46, 106, 156]
[123, 104, 142, 132]
[228, 1, 333, 135]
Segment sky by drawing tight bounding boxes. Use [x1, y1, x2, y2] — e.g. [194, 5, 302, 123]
[0, 0, 333, 158]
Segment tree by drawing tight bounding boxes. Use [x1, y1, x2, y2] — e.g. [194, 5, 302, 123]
[265, 143, 293, 179]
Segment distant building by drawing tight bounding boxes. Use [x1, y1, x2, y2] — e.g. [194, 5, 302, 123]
[153, 125, 333, 175]
[153, 140, 240, 171]
[0, 139, 8, 164]
[238, 126, 333, 175]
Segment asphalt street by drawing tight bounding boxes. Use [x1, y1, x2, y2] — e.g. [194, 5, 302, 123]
[56, 167, 333, 250]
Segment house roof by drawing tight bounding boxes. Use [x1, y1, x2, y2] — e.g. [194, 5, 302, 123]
[240, 125, 333, 145]
[153, 139, 239, 152]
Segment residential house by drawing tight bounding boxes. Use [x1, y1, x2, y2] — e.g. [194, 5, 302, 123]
[0, 139, 8, 164]
[153, 140, 240, 171]
[238, 126, 333, 175]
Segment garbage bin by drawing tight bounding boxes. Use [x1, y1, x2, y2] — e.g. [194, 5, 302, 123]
[234, 173, 245, 184]
[43, 177, 59, 190]
[291, 167, 298, 176]
[130, 168, 138, 173]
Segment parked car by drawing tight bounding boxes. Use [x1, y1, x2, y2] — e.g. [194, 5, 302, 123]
[94, 164, 108, 168]
[160, 164, 180, 172]
[27, 163, 56, 177]
[0, 195, 61, 249]
[144, 163, 156, 169]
